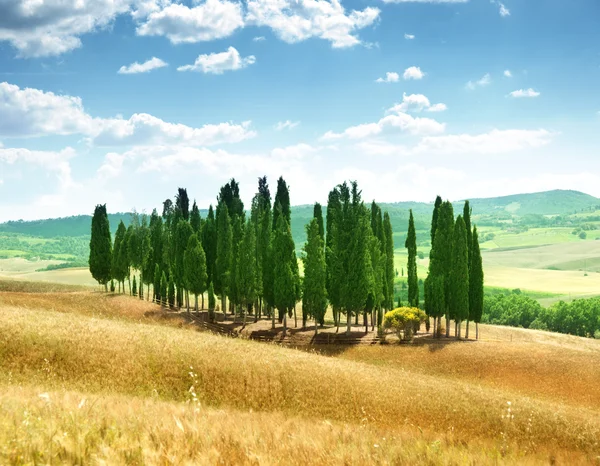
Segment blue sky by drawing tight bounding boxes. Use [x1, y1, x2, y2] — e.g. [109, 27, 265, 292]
[0, 0, 599, 221]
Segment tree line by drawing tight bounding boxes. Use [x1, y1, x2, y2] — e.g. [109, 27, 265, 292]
[89, 178, 484, 339]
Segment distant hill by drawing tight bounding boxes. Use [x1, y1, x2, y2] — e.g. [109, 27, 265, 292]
[1, 190, 599, 251]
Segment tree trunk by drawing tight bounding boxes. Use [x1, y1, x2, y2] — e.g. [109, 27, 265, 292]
[128, 275, 132, 296]
[201, 293, 204, 310]
[476, 322, 479, 340]
[243, 304, 247, 327]
[315, 318, 318, 336]
[432, 317, 436, 338]
[104, 283, 108, 292]
[445, 315, 450, 338]
[346, 311, 352, 335]
[455, 321, 458, 337]
[272, 306, 276, 330]
[186, 291, 189, 313]
[438, 316, 442, 339]
[457, 320, 462, 339]
[355, 313, 359, 325]
[194, 294, 198, 313]
[147, 284, 150, 301]
[465, 320, 470, 339]
[293, 304, 297, 328]
[364, 312, 368, 333]
[258, 298, 262, 319]
[283, 310, 287, 337]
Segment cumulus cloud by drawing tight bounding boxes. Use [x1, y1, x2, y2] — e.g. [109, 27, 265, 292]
[509, 88, 540, 98]
[0, 146, 76, 187]
[0, 81, 255, 146]
[376, 72, 400, 83]
[466, 73, 491, 90]
[403, 66, 425, 80]
[504, 69, 512, 78]
[177, 47, 256, 74]
[245, 0, 380, 48]
[404, 33, 415, 40]
[387, 93, 447, 114]
[118, 57, 168, 74]
[275, 120, 300, 131]
[491, 1, 510, 17]
[135, 0, 244, 43]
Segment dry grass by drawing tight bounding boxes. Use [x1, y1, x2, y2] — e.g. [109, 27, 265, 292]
[1, 305, 600, 463]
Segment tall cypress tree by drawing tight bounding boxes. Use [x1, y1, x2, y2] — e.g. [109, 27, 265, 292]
[272, 176, 291, 230]
[449, 215, 469, 339]
[236, 219, 258, 324]
[469, 226, 484, 339]
[383, 212, 395, 313]
[229, 215, 243, 314]
[463, 200, 473, 268]
[174, 219, 193, 309]
[160, 271, 168, 307]
[202, 205, 217, 288]
[272, 205, 297, 337]
[176, 188, 190, 221]
[184, 233, 208, 313]
[215, 200, 232, 314]
[313, 202, 325, 241]
[153, 263, 161, 304]
[149, 209, 164, 302]
[190, 200, 202, 234]
[251, 177, 272, 318]
[430, 195, 443, 246]
[405, 209, 419, 308]
[326, 187, 342, 327]
[89, 204, 112, 291]
[302, 218, 328, 334]
[434, 201, 455, 337]
[111, 220, 127, 293]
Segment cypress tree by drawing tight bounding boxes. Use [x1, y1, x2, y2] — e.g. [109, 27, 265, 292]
[251, 177, 272, 319]
[111, 220, 127, 293]
[229, 214, 243, 314]
[431, 195, 442, 245]
[132, 275, 137, 296]
[89, 204, 112, 291]
[383, 212, 395, 313]
[449, 216, 469, 339]
[272, 204, 297, 337]
[190, 200, 202, 234]
[168, 274, 175, 308]
[176, 188, 190, 221]
[174, 219, 193, 309]
[302, 218, 328, 334]
[202, 205, 217, 287]
[160, 271, 168, 307]
[208, 281, 216, 321]
[469, 226, 484, 339]
[313, 202, 325, 241]
[326, 187, 342, 328]
[184, 234, 208, 313]
[433, 201, 455, 337]
[153, 263, 161, 304]
[124, 224, 134, 294]
[149, 210, 164, 301]
[405, 210, 419, 308]
[272, 176, 291, 230]
[215, 200, 232, 315]
[236, 219, 258, 324]
[463, 200, 473, 266]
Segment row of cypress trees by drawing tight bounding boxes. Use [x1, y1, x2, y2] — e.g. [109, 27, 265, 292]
[423, 198, 484, 339]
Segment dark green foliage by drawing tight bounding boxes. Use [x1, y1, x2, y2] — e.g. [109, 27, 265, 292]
[190, 201, 202, 234]
[313, 202, 324, 240]
[111, 220, 127, 289]
[174, 219, 194, 307]
[463, 201, 472, 267]
[431, 196, 442, 245]
[89, 204, 112, 289]
[251, 177, 272, 310]
[110, 280, 115, 292]
[176, 188, 190, 221]
[326, 188, 342, 319]
[153, 263, 161, 303]
[236, 219, 258, 313]
[208, 281, 216, 310]
[469, 226, 484, 324]
[162, 199, 174, 220]
[272, 177, 291, 231]
[405, 210, 419, 308]
[302, 219, 328, 330]
[218, 179, 245, 220]
[184, 234, 208, 311]
[229, 215, 243, 308]
[383, 212, 395, 311]
[149, 210, 164, 277]
[168, 274, 175, 308]
[215, 200, 232, 306]
[202, 205, 217, 286]
[132, 275, 137, 296]
[272, 205, 298, 331]
[160, 271, 168, 306]
[449, 216, 469, 328]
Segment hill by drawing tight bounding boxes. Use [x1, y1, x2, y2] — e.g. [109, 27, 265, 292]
[0, 284, 599, 464]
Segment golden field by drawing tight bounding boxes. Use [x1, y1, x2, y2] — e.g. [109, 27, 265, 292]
[1, 281, 599, 465]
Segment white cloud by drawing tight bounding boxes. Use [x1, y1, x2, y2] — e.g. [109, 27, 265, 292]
[136, 0, 244, 44]
[0, 0, 131, 57]
[415, 129, 553, 154]
[387, 93, 447, 113]
[492, 1, 511, 17]
[253, 36, 266, 42]
[245, 0, 380, 49]
[118, 57, 168, 74]
[177, 47, 256, 74]
[404, 33, 415, 40]
[403, 66, 425, 80]
[0, 81, 255, 146]
[0, 146, 76, 187]
[504, 69, 512, 78]
[275, 120, 300, 131]
[509, 88, 540, 98]
[376, 72, 400, 83]
[382, 0, 467, 3]
[466, 73, 491, 90]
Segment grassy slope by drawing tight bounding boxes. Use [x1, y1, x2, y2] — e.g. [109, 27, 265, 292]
[1, 287, 599, 464]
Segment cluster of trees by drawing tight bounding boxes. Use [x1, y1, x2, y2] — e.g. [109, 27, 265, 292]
[89, 178, 399, 335]
[424, 198, 484, 339]
[483, 291, 600, 338]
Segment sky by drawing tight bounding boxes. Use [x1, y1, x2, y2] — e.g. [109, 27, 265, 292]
[0, 0, 599, 221]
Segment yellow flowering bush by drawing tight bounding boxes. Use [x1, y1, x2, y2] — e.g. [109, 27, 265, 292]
[383, 307, 428, 341]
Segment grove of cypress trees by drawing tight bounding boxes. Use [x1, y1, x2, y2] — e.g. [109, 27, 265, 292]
[405, 209, 419, 308]
[184, 233, 208, 313]
[449, 215, 469, 339]
[469, 226, 484, 339]
[89, 204, 112, 291]
[302, 218, 328, 334]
